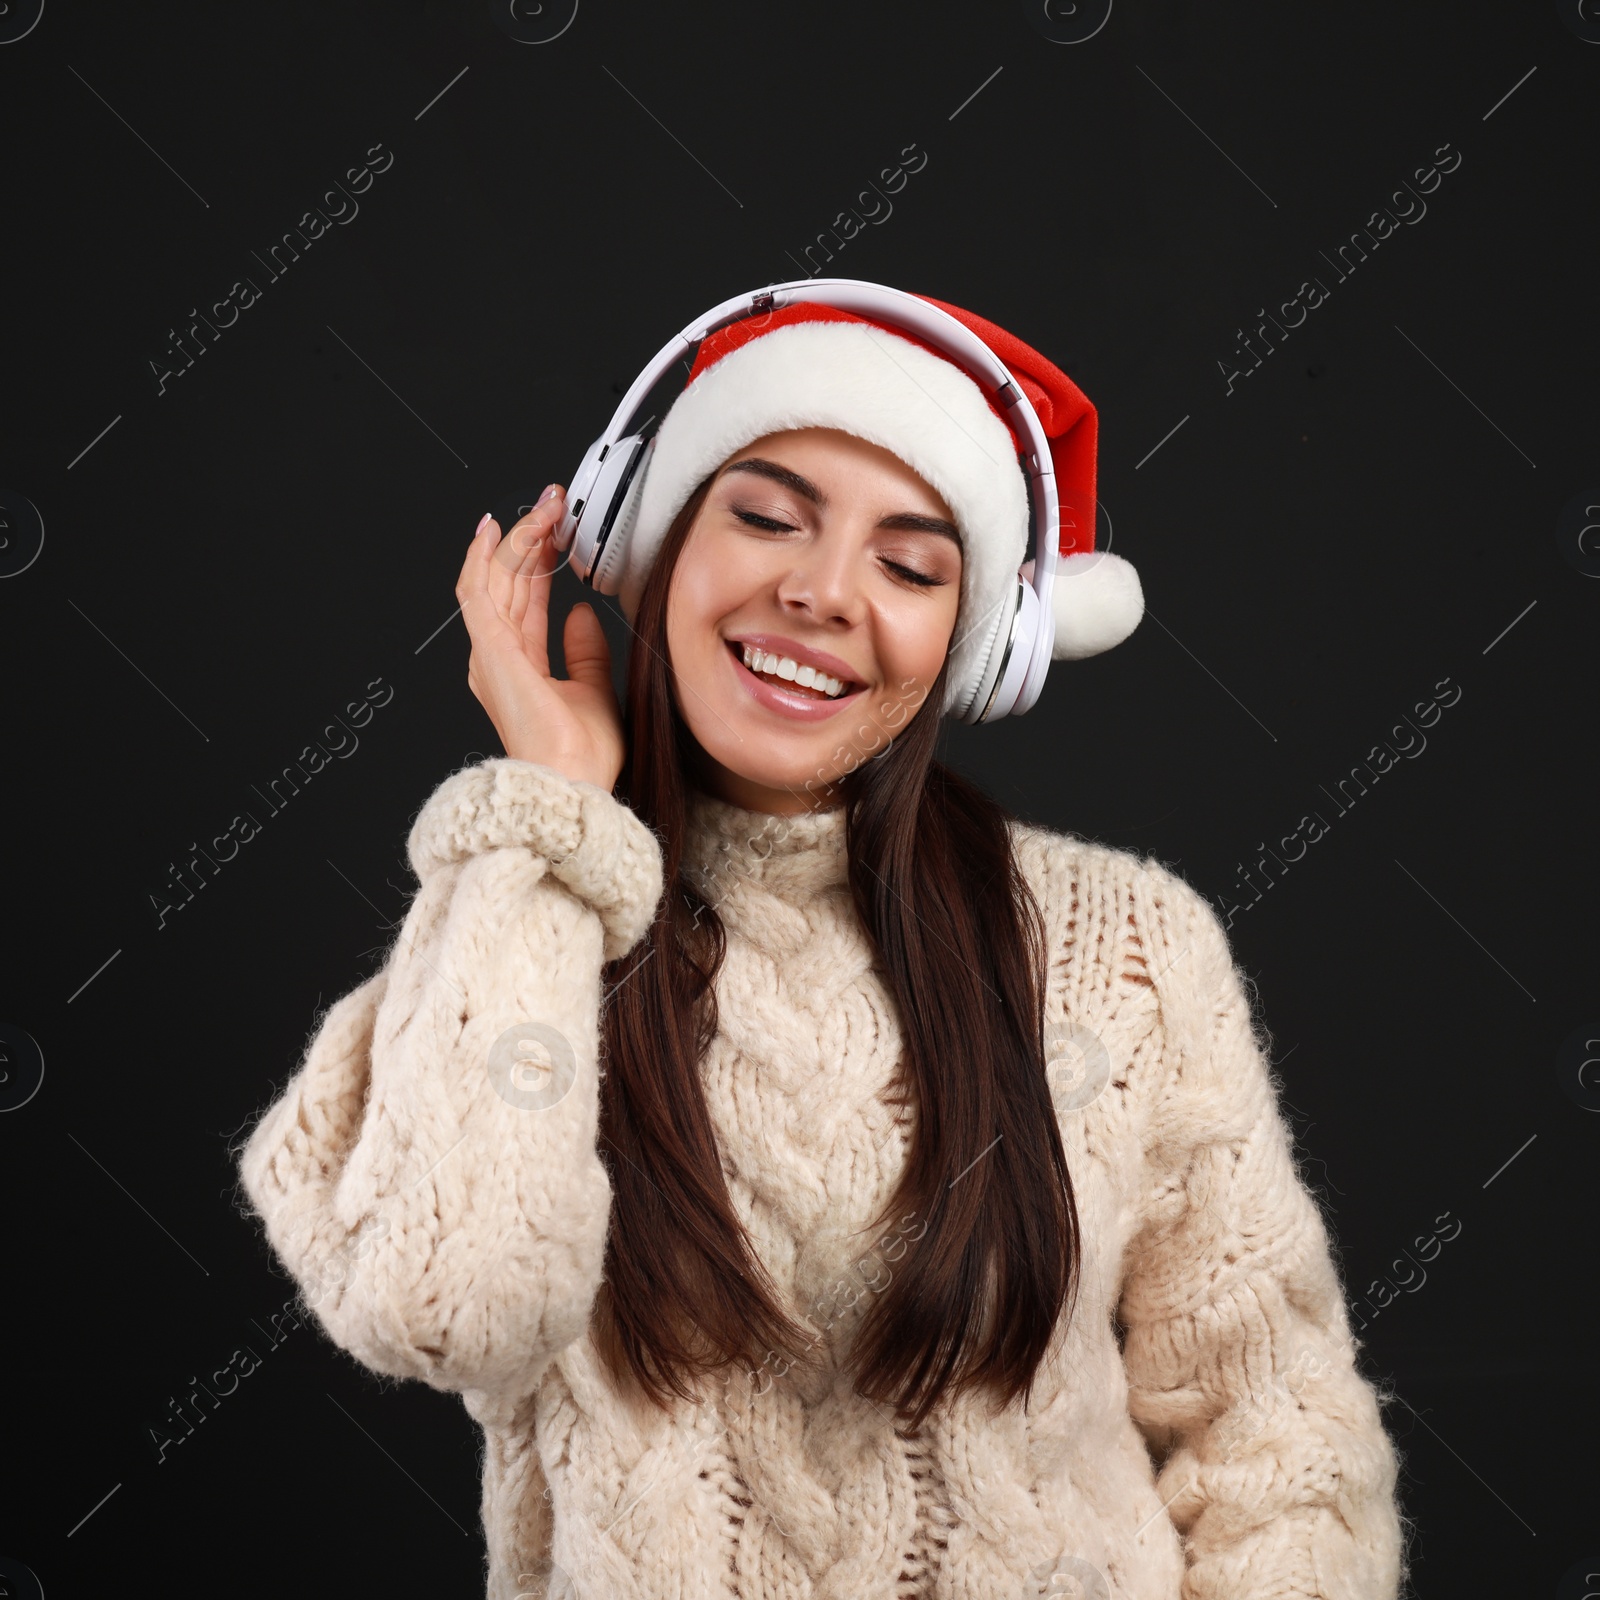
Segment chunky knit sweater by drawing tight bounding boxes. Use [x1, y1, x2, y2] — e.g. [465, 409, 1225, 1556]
[238, 758, 1408, 1599]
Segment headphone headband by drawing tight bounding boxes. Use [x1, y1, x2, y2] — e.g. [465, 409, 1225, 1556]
[555, 278, 1063, 722]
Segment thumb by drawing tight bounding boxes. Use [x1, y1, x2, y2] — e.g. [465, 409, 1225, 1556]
[562, 601, 615, 695]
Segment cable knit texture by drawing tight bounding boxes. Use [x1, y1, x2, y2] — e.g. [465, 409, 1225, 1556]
[238, 758, 1408, 1599]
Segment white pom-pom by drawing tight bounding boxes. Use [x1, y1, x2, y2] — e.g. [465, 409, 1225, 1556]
[1050, 550, 1144, 660]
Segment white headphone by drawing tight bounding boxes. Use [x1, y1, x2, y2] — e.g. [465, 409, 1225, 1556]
[551, 277, 1065, 724]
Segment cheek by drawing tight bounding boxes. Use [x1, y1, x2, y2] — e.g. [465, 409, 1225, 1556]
[670, 527, 763, 637]
[665, 529, 760, 695]
[875, 586, 961, 687]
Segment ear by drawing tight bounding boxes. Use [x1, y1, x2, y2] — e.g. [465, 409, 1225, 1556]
[1050, 550, 1144, 661]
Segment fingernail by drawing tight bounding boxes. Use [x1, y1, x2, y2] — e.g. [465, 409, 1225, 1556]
[536, 484, 560, 507]
[475, 512, 493, 536]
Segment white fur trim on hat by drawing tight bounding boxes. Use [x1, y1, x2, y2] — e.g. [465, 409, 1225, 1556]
[615, 319, 1028, 719]
[1050, 550, 1144, 660]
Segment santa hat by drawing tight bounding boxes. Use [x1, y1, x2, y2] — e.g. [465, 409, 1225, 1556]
[615, 295, 1143, 718]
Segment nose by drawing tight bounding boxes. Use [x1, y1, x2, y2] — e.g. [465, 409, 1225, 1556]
[773, 531, 867, 627]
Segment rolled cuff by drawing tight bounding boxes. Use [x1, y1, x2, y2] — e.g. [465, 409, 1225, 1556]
[406, 758, 663, 960]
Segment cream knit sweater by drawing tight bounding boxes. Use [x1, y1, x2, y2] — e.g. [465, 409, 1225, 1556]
[238, 758, 1408, 1599]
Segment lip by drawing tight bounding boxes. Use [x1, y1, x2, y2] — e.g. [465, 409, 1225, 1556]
[725, 631, 865, 690]
[725, 639, 868, 723]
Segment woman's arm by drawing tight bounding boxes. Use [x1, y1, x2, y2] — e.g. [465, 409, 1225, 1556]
[236, 757, 663, 1407]
[1116, 863, 1411, 1598]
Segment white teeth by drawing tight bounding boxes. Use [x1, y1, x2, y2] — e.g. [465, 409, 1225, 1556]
[739, 643, 848, 698]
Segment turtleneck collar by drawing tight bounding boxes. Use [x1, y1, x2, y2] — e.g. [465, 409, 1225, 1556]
[681, 786, 851, 907]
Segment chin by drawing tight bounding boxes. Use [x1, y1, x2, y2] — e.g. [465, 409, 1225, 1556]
[701, 737, 841, 800]
[675, 641, 884, 799]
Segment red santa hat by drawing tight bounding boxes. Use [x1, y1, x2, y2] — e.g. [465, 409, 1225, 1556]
[616, 294, 1143, 717]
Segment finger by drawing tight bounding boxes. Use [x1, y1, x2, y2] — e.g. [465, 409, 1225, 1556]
[497, 486, 566, 586]
[499, 487, 563, 630]
[457, 513, 510, 651]
[504, 510, 553, 632]
[509, 487, 566, 661]
[487, 510, 547, 621]
[562, 601, 615, 700]
[505, 486, 569, 595]
[504, 519, 560, 679]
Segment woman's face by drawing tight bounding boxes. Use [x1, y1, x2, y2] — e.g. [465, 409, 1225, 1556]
[665, 426, 963, 815]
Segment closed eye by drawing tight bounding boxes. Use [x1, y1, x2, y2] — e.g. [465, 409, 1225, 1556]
[734, 509, 948, 589]
[882, 560, 946, 588]
[734, 509, 793, 532]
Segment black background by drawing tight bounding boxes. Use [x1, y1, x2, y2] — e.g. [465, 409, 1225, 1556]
[3, 0, 1597, 1594]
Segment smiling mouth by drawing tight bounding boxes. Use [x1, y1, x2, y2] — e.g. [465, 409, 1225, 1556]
[726, 640, 863, 700]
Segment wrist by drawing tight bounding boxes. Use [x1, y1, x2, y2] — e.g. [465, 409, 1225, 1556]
[503, 749, 617, 793]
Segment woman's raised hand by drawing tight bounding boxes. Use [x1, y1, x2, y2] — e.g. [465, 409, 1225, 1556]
[457, 486, 626, 791]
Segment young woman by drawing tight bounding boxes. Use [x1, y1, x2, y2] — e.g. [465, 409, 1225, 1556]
[238, 294, 1409, 1599]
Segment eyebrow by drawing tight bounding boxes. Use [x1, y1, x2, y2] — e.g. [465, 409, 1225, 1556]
[722, 457, 962, 547]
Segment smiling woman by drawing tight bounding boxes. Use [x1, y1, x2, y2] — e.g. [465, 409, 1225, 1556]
[236, 284, 1410, 1600]
[663, 429, 963, 813]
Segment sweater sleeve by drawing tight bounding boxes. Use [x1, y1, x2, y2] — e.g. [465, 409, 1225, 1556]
[1115, 863, 1411, 1600]
[236, 758, 664, 1406]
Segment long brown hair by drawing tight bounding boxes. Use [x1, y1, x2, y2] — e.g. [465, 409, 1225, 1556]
[591, 471, 1082, 1433]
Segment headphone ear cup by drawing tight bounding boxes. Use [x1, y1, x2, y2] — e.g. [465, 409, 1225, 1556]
[580, 433, 654, 595]
[961, 576, 1042, 724]
[590, 451, 639, 595]
[949, 578, 1015, 723]
[556, 435, 605, 572]
[999, 577, 1046, 718]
